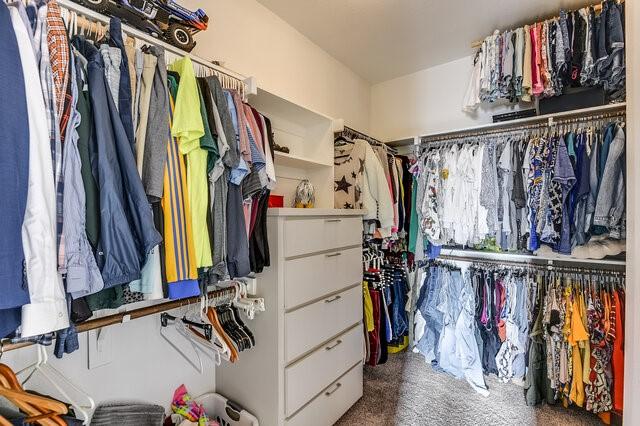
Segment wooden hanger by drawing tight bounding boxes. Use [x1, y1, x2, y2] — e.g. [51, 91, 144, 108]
[0, 365, 67, 426]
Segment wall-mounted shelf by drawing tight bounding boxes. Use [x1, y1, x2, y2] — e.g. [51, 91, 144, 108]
[250, 88, 335, 208]
[273, 151, 332, 169]
[387, 102, 627, 147]
[437, 248, 626, 270]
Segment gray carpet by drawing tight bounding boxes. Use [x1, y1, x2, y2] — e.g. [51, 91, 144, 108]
[336, 351, 603, 426]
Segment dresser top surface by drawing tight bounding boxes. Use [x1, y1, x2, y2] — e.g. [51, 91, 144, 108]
[267, 208, 366, 217]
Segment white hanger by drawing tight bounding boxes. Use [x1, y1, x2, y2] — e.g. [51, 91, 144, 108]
[17, 345, 96, 425]
[160, 314, 206, 373]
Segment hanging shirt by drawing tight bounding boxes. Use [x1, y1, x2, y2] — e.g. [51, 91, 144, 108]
[15, 4, 70, 336]
[334, 139, 394, 230]
[162, 76, 200, 299]
[168, 57, 211, 269]
[0, 2, 31, 338]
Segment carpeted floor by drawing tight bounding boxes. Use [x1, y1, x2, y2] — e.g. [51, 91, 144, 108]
[336, 351, 603, 426]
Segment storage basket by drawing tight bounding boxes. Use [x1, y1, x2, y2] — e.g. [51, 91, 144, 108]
[195, 393, 259, 426]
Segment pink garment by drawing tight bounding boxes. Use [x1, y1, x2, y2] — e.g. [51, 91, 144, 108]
[243, 200, 252, 238]
[530, 24, 544, 96]
[243, 103, 264, 155]
[230, 91, 251, 163]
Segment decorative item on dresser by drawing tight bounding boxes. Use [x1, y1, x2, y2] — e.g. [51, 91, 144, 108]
[216, 209, 366, 426]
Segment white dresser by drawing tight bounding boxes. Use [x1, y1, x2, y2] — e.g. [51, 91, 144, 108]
[216, 209, 365, 426]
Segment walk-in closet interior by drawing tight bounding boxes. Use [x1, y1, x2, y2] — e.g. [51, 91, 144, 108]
[0, 0, 637, 425]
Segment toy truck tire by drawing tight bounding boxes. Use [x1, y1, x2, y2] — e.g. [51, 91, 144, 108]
[84, 0, 109, 13]
[166, 23, 196, 51]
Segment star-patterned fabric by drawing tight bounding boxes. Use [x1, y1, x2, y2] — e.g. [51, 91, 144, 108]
[334, 139, 367, 210]
[334, 139, 396, 230]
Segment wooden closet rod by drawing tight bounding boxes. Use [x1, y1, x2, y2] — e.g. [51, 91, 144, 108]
[0, 287, 237, 354]
[470, 0, 624, 49]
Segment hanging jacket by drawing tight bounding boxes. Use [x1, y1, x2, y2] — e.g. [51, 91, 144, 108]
[61, 52, 105, 300]
[12, 5, 70, 337]
[72, 36, 162, 288]
[0, 2, 31, 338]
[108, 17, 135, 152]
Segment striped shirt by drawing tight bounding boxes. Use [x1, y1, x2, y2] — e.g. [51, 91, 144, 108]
[161, 78, 200, 300]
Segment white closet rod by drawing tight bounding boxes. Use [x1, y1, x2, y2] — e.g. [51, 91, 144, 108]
[57, 0, 256, 94]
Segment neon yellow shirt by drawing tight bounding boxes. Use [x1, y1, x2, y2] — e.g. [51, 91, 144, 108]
[168, 57, 212, 268]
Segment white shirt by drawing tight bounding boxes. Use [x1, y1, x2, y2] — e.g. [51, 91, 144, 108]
[11, 7, 69, 337]
[361, 141, 394, 231]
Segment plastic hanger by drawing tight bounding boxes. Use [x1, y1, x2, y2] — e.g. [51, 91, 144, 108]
[17, 346, 94, 425]
[160, 314, 207, 374]
[206, 307, 237, 362]
[0, 364, 67, 426]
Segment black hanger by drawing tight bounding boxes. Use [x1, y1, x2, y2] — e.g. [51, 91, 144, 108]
[231, 306, 255, 347]
[161, 313, 213, 341]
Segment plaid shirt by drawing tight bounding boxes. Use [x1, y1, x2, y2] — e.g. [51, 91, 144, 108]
[44, 2, 69, 264]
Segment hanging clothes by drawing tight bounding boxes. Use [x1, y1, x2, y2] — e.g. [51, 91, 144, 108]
[412, 119, 626, 260]
[464, 2, 626, 111]
[334, 139, 394, 230]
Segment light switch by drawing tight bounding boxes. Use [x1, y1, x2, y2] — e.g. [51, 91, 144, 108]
[87, 327, 113, 370]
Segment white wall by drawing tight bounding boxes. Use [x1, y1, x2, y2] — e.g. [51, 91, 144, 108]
[182, 0, 372, 133]
[2, 308, 216, 413]
[370, 55, 530, 142]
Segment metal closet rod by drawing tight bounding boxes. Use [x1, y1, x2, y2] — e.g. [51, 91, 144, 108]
[421, 108, 626, 145]
[0, 287, 238, 354]
[435, 254, 626, 275]
[336, 126, 398, 154]
[57, 0, 248, 88]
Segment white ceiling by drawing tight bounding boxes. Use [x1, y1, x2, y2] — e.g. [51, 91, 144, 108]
[256, 0, 599, 83]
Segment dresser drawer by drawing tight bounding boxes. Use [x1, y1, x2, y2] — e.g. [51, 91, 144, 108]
[284, 247, 362, 309]
[285, 285, 362, 363]
[285, 325, 362, 417]
[286, 362, 363, 426]
[283, 217, 362, 258]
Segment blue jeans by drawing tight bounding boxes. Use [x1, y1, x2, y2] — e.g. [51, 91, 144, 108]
[416, 266, 444, 363]
[391, 277, 408, 339]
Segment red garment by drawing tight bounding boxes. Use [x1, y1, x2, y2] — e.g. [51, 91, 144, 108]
[530, 24, 543, 96]
[612, 290, 624, 412]
[367, 288, 381, 366]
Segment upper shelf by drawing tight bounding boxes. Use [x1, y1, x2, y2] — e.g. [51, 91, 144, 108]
[249, 88, 334, 127]
[273, 151, 333, 169]
[387, 102, 627, 147]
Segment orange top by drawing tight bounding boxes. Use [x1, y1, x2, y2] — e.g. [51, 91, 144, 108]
[612, 290, 624, 412]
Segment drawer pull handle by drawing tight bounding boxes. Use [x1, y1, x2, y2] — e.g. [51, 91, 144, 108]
[325, 219, 342, 223]
[324, 295, 342, 303]
[325, 382, 342, 396]
[325, 339, 342, 351]
[325, 252, 342, 258]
